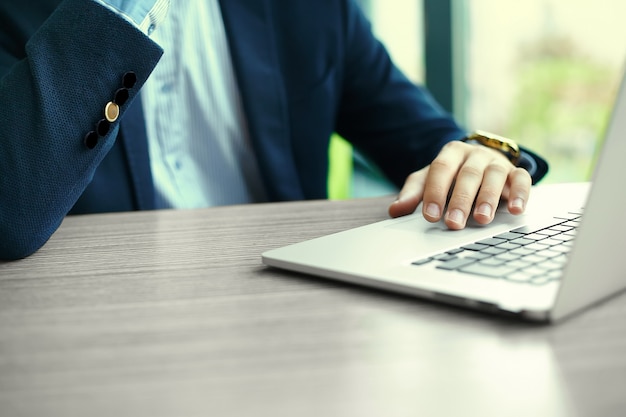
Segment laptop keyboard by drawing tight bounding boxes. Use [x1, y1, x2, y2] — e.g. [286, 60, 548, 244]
[411, 212, 582, 285]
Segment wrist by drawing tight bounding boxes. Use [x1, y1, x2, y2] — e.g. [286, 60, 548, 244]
[461, 130, 521, 165]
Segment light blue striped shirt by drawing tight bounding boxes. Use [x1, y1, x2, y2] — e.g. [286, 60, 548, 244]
[93, 0, 169, 36]
[95, 0, 268, 209]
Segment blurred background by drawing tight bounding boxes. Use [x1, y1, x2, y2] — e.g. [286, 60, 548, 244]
[333, 0, 626, 198]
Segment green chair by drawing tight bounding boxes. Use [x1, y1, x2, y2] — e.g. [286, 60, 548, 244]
[327, 134, 398, 200]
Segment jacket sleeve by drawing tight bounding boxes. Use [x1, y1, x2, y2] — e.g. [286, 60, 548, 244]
[0, 0, 163, 260]
[334, 0, 547, 188]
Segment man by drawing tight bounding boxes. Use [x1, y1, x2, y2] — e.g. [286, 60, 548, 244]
[0, 0, 547, 260]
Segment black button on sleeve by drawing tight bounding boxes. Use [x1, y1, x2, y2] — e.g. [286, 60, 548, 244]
[113, 88, 129, 106]
[84, 131, 99, 149]
[96, 119, 110, 137]
[122, 71, 137, 89]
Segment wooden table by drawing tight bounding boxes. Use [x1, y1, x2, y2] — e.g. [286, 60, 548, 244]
[1, 196, 625, 416]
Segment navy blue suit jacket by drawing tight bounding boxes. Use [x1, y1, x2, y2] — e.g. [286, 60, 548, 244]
[0, 0, 545, 259]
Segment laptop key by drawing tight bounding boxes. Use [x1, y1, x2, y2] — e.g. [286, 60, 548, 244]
[536, 229, 561, 237]
[510, 237, 536, 246]
[481, 247, 508, 256]
[494, 252, 521, 262]
[436, 257, 478, 271]
[506, 271, 535, 283]
[551, 234, 576, 242]
[533, 249, 562, 259]
[550, 225, 574, 232]
[521, 265, 550, 276]
[446, 248, 465, 255]
[535, 238, 564, 247]
[546, 270, 563, 280]
[476, 237, 507, 246]
[480, 257, 506, 266]
[495, 242, 521, 250]
[494, 232, 525, 240]
[506, 259, 533, 269]
[522, 233, 550, 241]
[525, 242, 550, 251]
[519, 254, 545, 264]
[412, 213, 576, 284]
[550, 245, 572, 254]
[434, 253, 457, 261]
[530, 276, 553, 285]
[537, 259, 564, 271]
[459, 263, 518, 278]
[462, 243, 489, 251]
[465, 252, 492, 260]
[412, 257, 433, 266]
[510, 247, 535, 256]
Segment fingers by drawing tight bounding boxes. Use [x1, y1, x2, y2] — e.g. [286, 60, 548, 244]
[420, 141, 468, 225]
[388, 168, 428, 218]
[469, 158, 511, 225]
[421, 141, 532, 230]
[389, 141, 533, 229]
[504, 167, 532, 215]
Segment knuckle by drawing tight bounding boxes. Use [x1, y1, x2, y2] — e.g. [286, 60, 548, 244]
[443, 140, 463, 151]
[510, 168, 532, 187]
[450, 190, 475, 207]
[458, 164, 483, 179]
[479, 187, 501, 201]
[424, 183, 449, 199]
[513, 167, 532, 179]
[485, 162, 510, 176]
[429, 157, 455, 173]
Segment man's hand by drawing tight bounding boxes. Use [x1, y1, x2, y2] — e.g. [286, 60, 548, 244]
[388, 140, 532, 229]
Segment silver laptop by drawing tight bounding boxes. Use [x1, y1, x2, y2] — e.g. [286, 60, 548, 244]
[262, 69, 626, 323]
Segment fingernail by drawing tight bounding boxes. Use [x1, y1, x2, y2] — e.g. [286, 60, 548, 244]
[511, 198, 525, 210]
[425, 203, 441, 218]
[476, 203, 492, 218]
[446, 209, 465, 225]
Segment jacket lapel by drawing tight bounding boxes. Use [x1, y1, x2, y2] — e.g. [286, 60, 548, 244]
[218, 0, 304, 201]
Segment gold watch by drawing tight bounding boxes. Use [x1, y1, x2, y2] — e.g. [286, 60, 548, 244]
[461, 130, 521, 165]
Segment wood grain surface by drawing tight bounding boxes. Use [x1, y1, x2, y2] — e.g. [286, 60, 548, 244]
[1, 196, 625, 417]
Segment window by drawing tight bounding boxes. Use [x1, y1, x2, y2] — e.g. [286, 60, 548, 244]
[367, 0, 424, 84]
[460, 0, 626, 182]
[365, 0, 626, 183]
